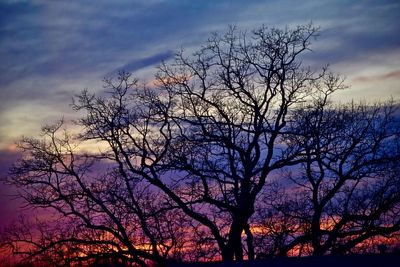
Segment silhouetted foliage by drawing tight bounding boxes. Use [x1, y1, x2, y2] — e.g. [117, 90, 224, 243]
[1, 24, 399, 266]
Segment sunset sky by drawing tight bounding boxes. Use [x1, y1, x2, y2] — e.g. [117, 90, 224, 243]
[0, 0, 399, 226]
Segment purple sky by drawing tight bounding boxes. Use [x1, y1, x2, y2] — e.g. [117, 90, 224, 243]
[0, 0, 399, 227]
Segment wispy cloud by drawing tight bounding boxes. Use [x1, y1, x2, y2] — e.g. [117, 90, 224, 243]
[107, 50, 174, 77]
[0, 0, 399, 150]
[353, 70, 400, 83]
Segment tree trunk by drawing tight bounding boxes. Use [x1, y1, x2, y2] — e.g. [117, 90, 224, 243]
[311, 210, 323, 256]
[245, 223, 255, 260]
[225, 214, 250, 261]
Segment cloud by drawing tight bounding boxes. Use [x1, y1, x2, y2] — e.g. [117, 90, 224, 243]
[0, 0, 400, 150]
[108, 50, 174, 77]
[353, 70, 400, 83]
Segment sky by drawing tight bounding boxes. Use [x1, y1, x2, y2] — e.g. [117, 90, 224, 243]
[0, 0, 399, 226]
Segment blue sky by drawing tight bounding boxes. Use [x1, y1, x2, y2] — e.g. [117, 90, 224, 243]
[0, 0, 399, 224]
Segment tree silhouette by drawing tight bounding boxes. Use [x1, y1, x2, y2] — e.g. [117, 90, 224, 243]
[2, 117, 188, 266]
[2, 24, 399, 266]
[148, 24, 343, 261]
[254, 100, 400, 256]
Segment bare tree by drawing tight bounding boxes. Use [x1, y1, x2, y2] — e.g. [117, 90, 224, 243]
[257, 100, 400, 256]
[147, 24, 345, 261]
[2, 79, 189, 266]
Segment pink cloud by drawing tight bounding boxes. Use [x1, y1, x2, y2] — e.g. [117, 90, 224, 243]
[353, 70, 400, 83]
